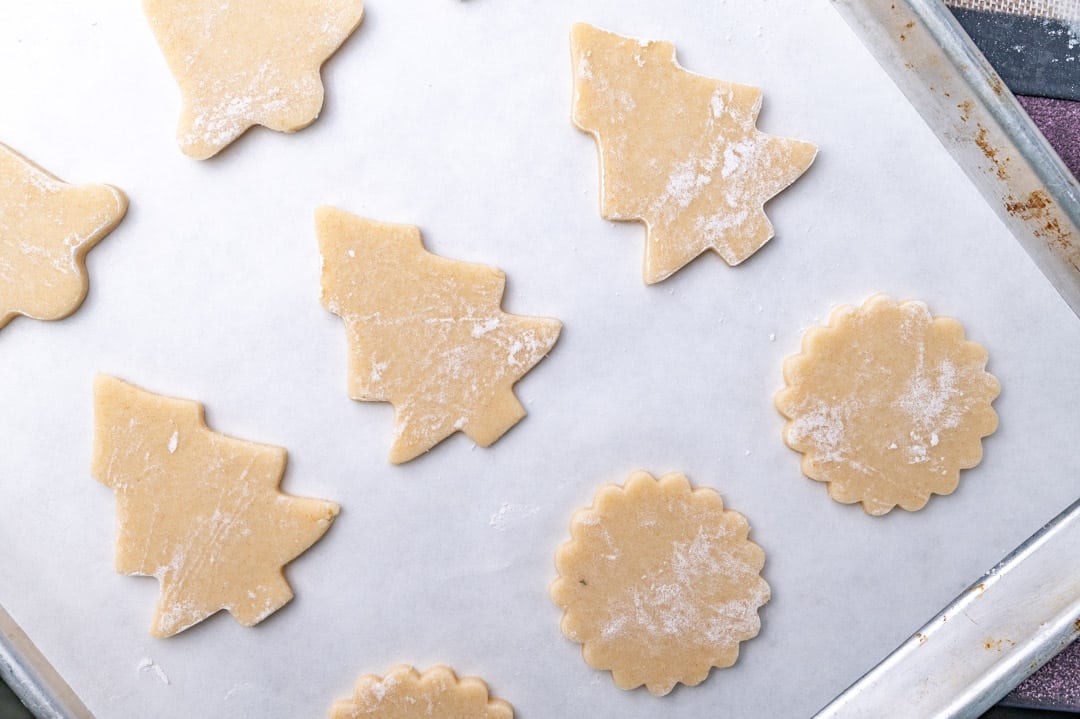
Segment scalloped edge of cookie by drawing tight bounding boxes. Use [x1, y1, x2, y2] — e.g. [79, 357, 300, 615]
[550, 470, 769, 696]
[329, 664, 513, 718]
[774, 294, 1001, 515]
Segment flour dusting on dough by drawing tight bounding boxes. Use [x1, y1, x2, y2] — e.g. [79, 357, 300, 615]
[318, 209, 561, 464]
[91, 375, 340, 637]
[776, 295, 1000, 515]
[551, 472, 768, 696]
[144, 0, 365, 159]
[571, 23, 817, 283]
[331, 665, 513, 718]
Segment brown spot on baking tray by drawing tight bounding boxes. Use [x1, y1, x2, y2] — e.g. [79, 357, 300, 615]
[974, 124, 1010, 179]
[916, 632, 928, 645]
[958, 100, 974, 123]
[989, 73, 1005, 97]
[1005, 190, 1080, 272]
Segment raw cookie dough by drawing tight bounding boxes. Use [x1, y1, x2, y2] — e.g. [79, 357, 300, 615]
[0, 143, 126, 330]
[144, 0, 364, 159]
[330, 665, 513, 719]
[550, 471, 770, 696]
[571, 23, 817, 284]
[91, 375, 340, 637]
[775, 295, 1000, 515]
[318, 207, 562, 464]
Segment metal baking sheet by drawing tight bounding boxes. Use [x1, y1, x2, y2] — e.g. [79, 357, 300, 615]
[1, 1, 1079, 717]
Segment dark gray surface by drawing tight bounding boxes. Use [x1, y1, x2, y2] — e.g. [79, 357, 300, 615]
[0, 679, 30, 719]
[950, 8, 1080, 101]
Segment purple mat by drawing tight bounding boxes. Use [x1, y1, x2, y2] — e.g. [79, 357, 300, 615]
[1017, 95, 1080, 181]
[1002, 639, 1080, 711]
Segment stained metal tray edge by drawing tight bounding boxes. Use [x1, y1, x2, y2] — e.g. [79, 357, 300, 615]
[832, 0, 1080, 315]
[814, 498, 1080, 718]
[827, 0, 1080, 714]
[0, 606, 93, 719]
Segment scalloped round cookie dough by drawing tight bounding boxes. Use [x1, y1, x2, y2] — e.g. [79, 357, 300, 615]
[330, 665, 513, 719]
[775, 295, 1000, 516]
[550, 471, 769, 696]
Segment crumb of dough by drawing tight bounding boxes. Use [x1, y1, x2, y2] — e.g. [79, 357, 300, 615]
[330, 665, 513, 719]
[317, 207, 561, 464]
[551, 471, 769, 696]
[775, 295, 1000, 515]
[0, 143, 126, 330]
[143, 0, 364, 159]
[91, 375, 339, 637]
[571, 23, 816, 284]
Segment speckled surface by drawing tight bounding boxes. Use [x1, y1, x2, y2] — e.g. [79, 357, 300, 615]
[1017, 95, 1080, 181]
[1003, 639, 1080, 711]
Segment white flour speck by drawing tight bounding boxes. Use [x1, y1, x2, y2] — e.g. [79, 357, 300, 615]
[137, 657, 171, 686]
[489, 503, 540, 531]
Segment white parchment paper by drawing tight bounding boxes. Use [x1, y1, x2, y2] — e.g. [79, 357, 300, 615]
[1, 1, 1079, 717]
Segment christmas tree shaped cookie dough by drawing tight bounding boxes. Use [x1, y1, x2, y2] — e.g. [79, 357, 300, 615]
[0, 143, 126, 330]
[91, 375, 339, 637]
[144, 0, 364, 159]
[318, 207, 562, 464]
[571, 23, 817, 283]
[330, 665, 513, 719]
[551, 471, 770, 696]
[775, 295, 1000, 515]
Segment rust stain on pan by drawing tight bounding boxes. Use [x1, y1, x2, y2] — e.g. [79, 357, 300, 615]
[974, 124, 1011, 180]
[987, 72, 1005, 98]
[1005, 191, 1080, 273]
[958, 100, 974, 123]
[951, 93, 1077, 275]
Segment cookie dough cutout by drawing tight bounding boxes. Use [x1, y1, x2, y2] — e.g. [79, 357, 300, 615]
[318, 207, 562, 464]
[775, 295, 1000, 516]
[571, 23, 817, 284]
[330, 665, 513, 719]
[0, 143, 126, 330]
[551, 471, 770, 696]
[91, 375, 340, 637]
[144, 0, 364, 159]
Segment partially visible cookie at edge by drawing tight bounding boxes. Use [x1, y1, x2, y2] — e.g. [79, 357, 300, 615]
[143, 0, 365, 159]
[330, 665, 513, 719]
[0, 143, 126, 330]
